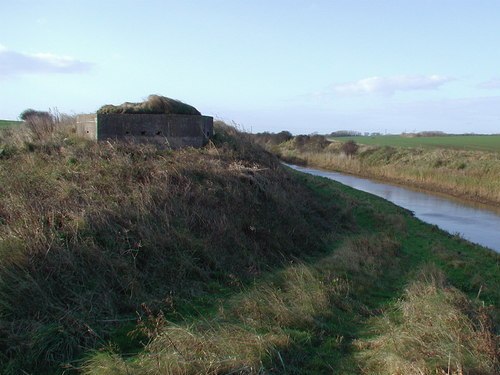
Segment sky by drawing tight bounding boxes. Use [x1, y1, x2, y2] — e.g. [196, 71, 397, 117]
[1, 0, 500, 134]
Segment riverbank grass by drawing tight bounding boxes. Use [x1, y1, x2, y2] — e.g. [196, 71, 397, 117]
[82, 170, 499, 374]
[267, 136, 500, 206]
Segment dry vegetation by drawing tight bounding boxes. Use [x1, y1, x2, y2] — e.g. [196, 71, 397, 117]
[0, 119, 498, 374]
[97, 95, 201, 115]
[81, 235, 402, 375]
[357, 267, 498, 374]
[0, 120, 338, 373]
[254, 133, 500, 206]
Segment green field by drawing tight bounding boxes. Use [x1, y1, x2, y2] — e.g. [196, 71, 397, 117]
[0, 119, 22, 129]
[330, 134, 500, 152]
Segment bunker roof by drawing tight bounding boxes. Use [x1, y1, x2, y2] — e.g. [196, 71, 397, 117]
[97, 95, 201, 116]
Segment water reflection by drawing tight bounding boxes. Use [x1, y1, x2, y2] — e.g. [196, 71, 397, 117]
[289, 164, 500, 253]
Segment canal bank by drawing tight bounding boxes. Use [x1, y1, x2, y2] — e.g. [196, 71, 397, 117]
[288, 164, 500, 253]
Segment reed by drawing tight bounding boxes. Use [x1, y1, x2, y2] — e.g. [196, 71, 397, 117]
[274, 143, 500, 206]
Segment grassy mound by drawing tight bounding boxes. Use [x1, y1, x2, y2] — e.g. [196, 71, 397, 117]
[0, 122, 340, 373]
[97, 95, 201, 115]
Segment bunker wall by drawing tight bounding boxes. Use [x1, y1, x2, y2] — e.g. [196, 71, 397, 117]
[76, 113, 213, 148]
[76, 114, 98, 139]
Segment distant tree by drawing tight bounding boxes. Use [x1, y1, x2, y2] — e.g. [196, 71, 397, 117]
[275, 130, 293, 144]
[19, 108, 52, 122]
[416, 131, 447, 137]
[252, 130, 293, 146]
[330, 130, 362, 137]
[341, 140, 359, 157]
[19, 108, 55, 140]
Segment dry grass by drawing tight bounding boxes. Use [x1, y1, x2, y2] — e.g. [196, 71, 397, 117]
[357, 266, 499, 375]
[229, 263, 350, 329]
[269, 140, 500, 206]
[83, 323, 288, 375]
[0, 122, 338, 372]
[323, 234, 401, 282]
[97, 95, 201, 115]
[82, 232, 403, 374]
[81, 258, 350, 375]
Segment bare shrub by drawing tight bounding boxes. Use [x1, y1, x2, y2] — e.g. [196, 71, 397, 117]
[292, 134, 330, 151]
[20, 108, 56, 141]
[341, 140, 359, 157]
[252, 130, 293, 146]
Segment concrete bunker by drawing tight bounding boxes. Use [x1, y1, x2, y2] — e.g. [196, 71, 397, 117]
[76, 95, 213, 148]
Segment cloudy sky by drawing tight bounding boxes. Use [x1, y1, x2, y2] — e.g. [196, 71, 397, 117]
[1, 0, 500, 134]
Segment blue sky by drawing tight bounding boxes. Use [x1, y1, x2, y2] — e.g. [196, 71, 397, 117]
[1, 0, 499, 134]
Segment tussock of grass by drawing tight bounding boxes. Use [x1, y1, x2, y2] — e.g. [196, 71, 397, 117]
[83, 323, 287, 375]
[357, 267, 499, 375]
[324, 234, 401, 282]
[230, 263, 350, 329]
[97, 95, 201, 115]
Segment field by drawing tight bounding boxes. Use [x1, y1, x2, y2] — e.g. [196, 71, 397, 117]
[330, 134, 500, 152]
[0, 119, 22, 129]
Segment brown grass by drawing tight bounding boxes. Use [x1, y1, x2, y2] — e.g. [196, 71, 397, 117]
[323, 234, 401, 283]
[81, 258, 350, 375]
[357, 266, 499, 375]
[229, 263, 350, 329]
[266, 139, 500, 206]
[97, 95, 201, 115]
[83, 323, 288, 375]
[0, 122, 339, 372]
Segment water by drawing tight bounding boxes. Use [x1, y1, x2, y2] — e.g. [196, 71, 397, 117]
[288, 164, 500, 253]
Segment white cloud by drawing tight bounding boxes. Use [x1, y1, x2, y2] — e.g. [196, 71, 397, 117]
[331, 75, 454, 95]
[477, 78, 500, 89]
[0, 45, 92, 77]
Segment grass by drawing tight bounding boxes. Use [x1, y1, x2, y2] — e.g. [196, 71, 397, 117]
[0, 121, 340, 373]
[0, 121, 498, 374]
[0, 120, 22, 129]
[81, 171, 499, 375]
[330, 134, 500, 152]
[357, 267, 497, 374]
[97, 95, 201, 115]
